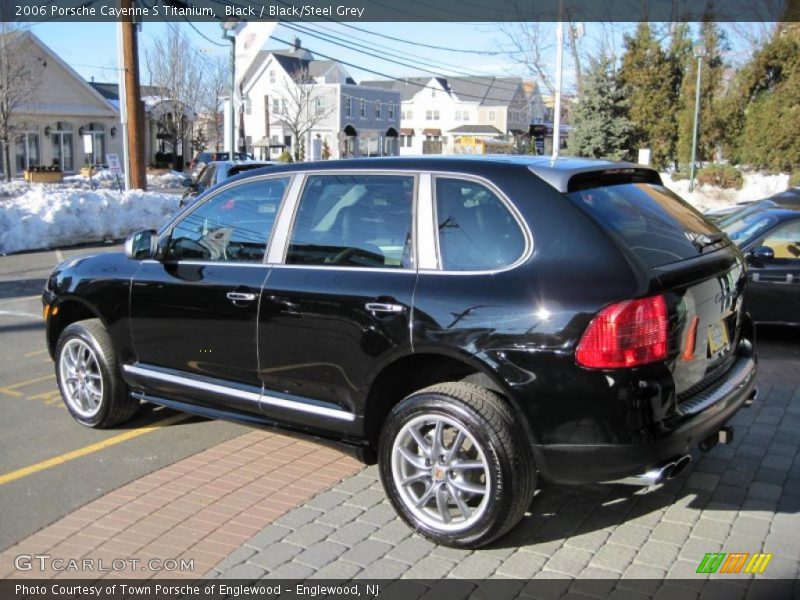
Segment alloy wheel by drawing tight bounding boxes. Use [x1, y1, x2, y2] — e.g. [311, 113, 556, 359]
[59, 338, 104, 418]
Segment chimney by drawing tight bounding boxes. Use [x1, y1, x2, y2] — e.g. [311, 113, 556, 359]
[293, 37, 301, 51]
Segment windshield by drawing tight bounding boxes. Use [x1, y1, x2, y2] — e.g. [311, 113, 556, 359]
[720, 211, 778, 246]
[716, 200, 777, 229]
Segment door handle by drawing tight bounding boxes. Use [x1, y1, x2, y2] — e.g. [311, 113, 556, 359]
[365, 302, 405, 314]
[227, 292, 257, 302]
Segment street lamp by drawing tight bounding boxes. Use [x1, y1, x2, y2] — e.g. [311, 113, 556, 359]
[689, 42, 707, 192]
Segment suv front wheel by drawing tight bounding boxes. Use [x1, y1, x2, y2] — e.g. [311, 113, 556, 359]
[55, 319, 139, 428]
[378, 382, 536, 548]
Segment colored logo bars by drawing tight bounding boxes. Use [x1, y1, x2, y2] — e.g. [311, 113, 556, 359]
[697, 552, 773, 574]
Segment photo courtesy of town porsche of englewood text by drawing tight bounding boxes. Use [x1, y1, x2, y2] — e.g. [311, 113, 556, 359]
[0, 1, 799, 599]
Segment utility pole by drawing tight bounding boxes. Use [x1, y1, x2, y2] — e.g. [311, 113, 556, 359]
[221, 23, 237, 156]
[552, 20, 564, 160]
[689, 43, 707, 193]
[120, 0, 146, 190]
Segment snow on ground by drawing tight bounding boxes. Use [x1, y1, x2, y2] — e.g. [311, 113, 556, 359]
[0, 184, 180, 255]
[59, 169, 188, 189]
[661, 172, 791, 212]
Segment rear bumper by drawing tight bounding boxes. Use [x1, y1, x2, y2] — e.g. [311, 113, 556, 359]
[533, 355, 757, 485]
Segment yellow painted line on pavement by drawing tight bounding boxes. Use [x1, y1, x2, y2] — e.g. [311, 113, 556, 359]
[0, 374, 55, 397]
[24, 349, 49, 358]
[0, 413, 191, 486]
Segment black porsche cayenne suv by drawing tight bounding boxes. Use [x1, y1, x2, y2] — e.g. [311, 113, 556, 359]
[43, 156, 757, 548]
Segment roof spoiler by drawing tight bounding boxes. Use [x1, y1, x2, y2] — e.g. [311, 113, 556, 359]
[528, 164, 662, 193]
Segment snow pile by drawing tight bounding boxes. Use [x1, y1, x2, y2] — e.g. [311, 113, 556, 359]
[148, 170, 189, 188]
[0, 180, 33, 198]
[661, 172, 791, 212]
[0, 187, 180, 255]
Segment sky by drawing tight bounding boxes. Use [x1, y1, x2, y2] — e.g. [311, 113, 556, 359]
[25, 20, 758, 94]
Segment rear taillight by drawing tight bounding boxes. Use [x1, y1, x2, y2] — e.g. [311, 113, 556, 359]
[576, 295, 668, 369]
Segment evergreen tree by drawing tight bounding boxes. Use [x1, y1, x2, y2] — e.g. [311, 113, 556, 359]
[676, 20, 728, 167]
[568, 54, 632, 160]
[619, 23, 677, 169]
[733, 23, 800, 171]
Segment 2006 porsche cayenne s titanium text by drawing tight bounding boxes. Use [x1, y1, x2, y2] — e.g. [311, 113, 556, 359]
[43, 156, 757, 548]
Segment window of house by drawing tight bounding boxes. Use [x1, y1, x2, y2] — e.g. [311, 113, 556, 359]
[84, 123, 105, 166]
[315, 97, 325, 116]
[402, 109, 412, 120]
[245, 99, 252, 115]
[388, 103, 395, 119]
[286, 174, 415, 269]
[434, 177, 526, 271]
[431, 89, 436, 97]
[400, 134, 413, 147]
[360, 99, 367, 118]
[488, 110, 497, 122]
[15, 132, 40, 173]
[375, 102, 382, 119]
[281, 99, 288, 115]
[345, 97, 352, 117]
[168, 178, 290, 263]
[433, 110, 440, 121]
[272, 98, 281, 114]
[269, 70, 275, 84]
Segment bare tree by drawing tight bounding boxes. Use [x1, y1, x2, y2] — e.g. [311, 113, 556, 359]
[275, 67, 335, 161]
[144, 28, 205, 171]
[0, 25, 42, 181]
[197, 55, 229, 152]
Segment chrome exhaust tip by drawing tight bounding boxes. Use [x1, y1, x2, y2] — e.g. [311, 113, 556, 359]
[612, 454, 692, 487]
[667, 455, 692, 479]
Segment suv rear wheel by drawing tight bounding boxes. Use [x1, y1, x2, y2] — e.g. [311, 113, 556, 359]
[55, 319, 139, 428]
[378, 382, 536, 548]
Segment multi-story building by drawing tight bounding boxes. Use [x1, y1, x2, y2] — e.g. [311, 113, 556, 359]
[361, 76, 531, 155]
[228, 39, 401, 161]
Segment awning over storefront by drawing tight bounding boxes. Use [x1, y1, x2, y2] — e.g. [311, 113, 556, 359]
[399, 128, 414, 136]
[422, 128, 441, 136]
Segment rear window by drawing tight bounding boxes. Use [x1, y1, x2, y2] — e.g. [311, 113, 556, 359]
[568, 183, 720, 268]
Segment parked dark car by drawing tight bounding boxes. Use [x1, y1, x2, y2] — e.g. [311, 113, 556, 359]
[189, 151, 253, 177]
[180, 161, 275, 207]
[719, 205, 800, 325]
[704, 188, 800, 222]
[43, 156, 756, 548]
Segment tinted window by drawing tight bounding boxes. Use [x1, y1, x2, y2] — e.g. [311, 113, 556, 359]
[286, 175, 414, 269]
[568, 183, 719, 268]
[761, 219, 800, 260]
[169, 178, 288, 263]
[435, 178, 525, 271]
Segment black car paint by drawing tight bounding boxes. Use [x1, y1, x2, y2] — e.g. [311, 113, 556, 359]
[732, 207, 800, 325]
[44, 157, 757, 484]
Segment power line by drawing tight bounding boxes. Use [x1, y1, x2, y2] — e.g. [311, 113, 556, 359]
[287, 22, 524, 93]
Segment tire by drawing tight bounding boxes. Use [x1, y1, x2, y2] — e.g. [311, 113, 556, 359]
[378, 382, 536, 548]
[55, 319, 139, 428]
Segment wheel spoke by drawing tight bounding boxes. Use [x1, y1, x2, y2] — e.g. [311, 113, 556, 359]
[451, 460, 485, 471]
[85, 372, 102, 381]
[398, 446, 428, 470]
[415, 483, 437, 508]
[399, 471, 430, 486]
[435, 485, 452, 524]
[447, 482, 472, 519]
[450, 478, 486, 496]
[431, 421, 445, 459]
[444, 430, 465, 463]
[407, 425, 431, 458]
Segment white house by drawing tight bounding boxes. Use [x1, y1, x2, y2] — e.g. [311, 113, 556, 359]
[0, 32, 123, 177]
[227, 39, 401, 160]
[361, 76, 531, 155]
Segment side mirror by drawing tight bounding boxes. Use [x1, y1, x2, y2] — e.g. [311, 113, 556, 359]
[749, 245, 775, 262]
[125, 229, 158, 260]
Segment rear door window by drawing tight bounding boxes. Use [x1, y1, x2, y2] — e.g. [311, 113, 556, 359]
[434, 177, 526, 271]
[568, 183, 720, 268]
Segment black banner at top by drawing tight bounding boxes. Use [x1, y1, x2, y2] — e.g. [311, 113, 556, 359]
[2, 0, 798, 22]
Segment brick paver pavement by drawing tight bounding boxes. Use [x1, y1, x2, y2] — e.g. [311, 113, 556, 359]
[211, 358, 800, 590]
[0, 432, 362, 579]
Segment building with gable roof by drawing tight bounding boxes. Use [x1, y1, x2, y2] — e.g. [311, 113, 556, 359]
[230, 38, 401, 160]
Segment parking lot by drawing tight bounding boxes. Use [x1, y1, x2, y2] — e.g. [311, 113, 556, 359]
[1, 244, 799, 592]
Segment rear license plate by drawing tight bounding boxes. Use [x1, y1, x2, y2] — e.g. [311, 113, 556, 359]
[707, 319, 730, 355]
